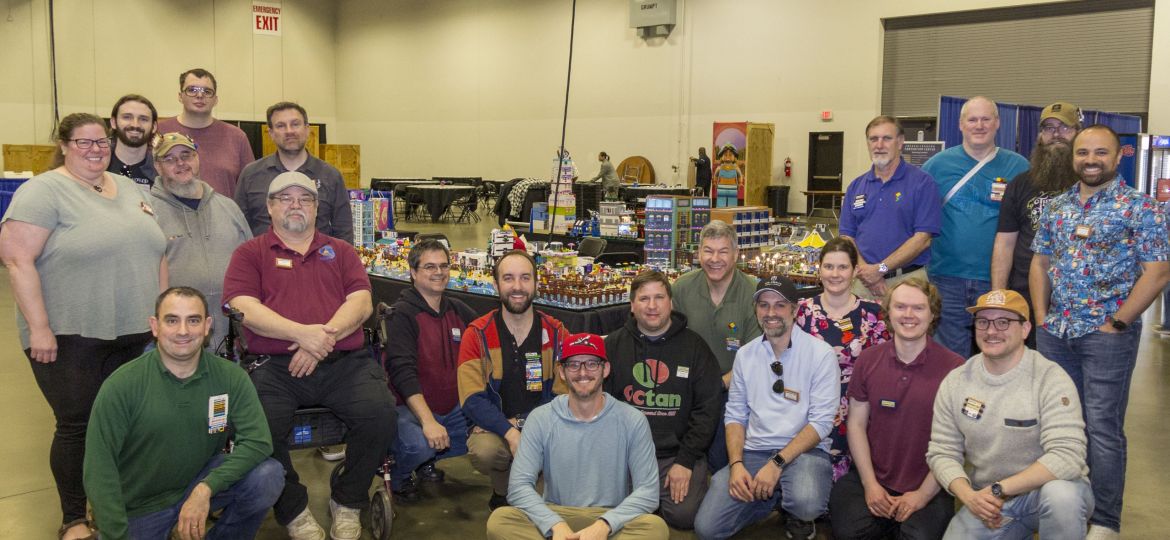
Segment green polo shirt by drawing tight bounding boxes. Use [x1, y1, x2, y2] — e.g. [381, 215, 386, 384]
[672, 268, 761, 373]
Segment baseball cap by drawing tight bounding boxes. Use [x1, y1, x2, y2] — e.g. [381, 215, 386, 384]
[267, 171, 318, 197]
[966, 289, 1030, 321]
[753, 275, 798, 303]
[1039, 102, 1082, 128]
[560, 333, 607, 361]
[153, 132, 197, 160]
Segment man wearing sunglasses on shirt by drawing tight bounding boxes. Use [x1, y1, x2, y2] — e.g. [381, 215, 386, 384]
[157, 68, 254, 198]
[694, 276, 839, 540]
[487, 333, 668, 540]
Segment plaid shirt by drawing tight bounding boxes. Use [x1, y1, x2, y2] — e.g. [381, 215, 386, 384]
[1032, 177, 1168, 338]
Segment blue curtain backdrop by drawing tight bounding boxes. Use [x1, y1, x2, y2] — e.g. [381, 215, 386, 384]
[1016, 105, 1042, 158]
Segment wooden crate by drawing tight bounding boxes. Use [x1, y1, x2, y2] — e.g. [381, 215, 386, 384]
[321, 144, 361, 189]
[261, 125, 320, 158]
[3, 144, 57, 174]
[744, 122, 775, 207]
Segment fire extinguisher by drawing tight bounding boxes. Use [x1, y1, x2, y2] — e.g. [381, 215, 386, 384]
[784, 157, 793, 178]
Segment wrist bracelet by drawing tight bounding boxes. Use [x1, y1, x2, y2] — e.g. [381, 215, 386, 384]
[729, 460, 744, 469]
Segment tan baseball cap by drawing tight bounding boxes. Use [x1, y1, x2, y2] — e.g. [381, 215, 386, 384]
[1039, 102, 1082, 128]
[267, 171, 318, 197]
[966, 289, 1029, 321]
[153, 132, 197, 160]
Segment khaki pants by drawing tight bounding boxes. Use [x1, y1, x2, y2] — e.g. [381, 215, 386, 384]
[468, 430, 512, 496]
[487, 505, 669, 539]
[851, 266, 928, 301]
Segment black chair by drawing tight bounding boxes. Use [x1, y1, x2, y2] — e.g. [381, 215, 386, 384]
[595, 251, 640, 266]
[578, 237, 607, 258]
[446, 189, 481, 224]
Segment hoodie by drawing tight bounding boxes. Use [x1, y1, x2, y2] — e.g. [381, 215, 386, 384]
[386, 287, 476, 414]
[150, 179, 252, 350]
[508, 393, 660, 536]
[604, 311, 723, 469]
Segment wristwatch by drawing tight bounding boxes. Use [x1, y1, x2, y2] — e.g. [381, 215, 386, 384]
[1110, 317, 1129, 331]
[877, 262, 889, 275]
[771, 451, 787, 469]
[990, 482, 1005, 499]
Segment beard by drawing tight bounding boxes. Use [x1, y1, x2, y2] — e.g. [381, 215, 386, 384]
[761, 318, 789, 338]
[502, 290, 534, 314]
[1076, 162, 1118, 188]
[114, 127, 149, 148]
[1029, 139, 1077, 193]
[280, 210, 310, 233]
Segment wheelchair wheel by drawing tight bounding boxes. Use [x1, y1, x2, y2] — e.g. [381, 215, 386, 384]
[368, 487, 393, 540]
[330, 460, 345, 488]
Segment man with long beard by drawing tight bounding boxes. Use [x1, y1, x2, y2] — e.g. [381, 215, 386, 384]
[458, 250, 570, 511]
[991, 102, 1081, 345]
[107, 94, 158, 190]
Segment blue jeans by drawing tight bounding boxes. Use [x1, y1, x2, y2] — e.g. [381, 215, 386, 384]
[693, 448, 832, 540]
[390, 404, 469, 490]
[123, 455, 284, 540]
[942, 478, 1093, 539]
[932, 274, 990, 358]
[1036, 324, 1140, 531]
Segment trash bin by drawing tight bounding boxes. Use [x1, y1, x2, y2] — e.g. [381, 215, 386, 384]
[766, 185, 790, 217]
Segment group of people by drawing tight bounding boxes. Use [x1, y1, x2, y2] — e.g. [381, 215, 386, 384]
[1, 82, 1164, 540]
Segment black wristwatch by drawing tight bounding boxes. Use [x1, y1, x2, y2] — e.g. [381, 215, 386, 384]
[990, 482, 1005, 499]
[1110, 317, 1129, 331]
[771, 451, 787, 469]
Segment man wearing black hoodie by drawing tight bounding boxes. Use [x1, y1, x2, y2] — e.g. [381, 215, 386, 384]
[386, 238, 477, 502]
[605, 270, 723, 530]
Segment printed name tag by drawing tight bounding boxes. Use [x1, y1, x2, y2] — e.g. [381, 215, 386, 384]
[451, 328, 462, 343]
[208, 394, 229, 434]
[852, 194, 867, 209]
[275, 257, 293, 269]
[677, 366, 690, 379]
[962, 397, 985, 420]
[990, 182, 1007, 202]
[725, 338, 740, 352]
[1075, 224, 1093, 239]
[783, 389, 800, 402]
[525, 352, 543, 391]
[880, 399, 897, 409]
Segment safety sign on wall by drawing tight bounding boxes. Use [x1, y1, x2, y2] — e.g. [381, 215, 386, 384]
[253, 1, 282, 36]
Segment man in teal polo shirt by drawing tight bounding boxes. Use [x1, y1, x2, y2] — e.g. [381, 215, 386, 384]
[923, 96, 1029, 358]
[672, 219, 760, 470]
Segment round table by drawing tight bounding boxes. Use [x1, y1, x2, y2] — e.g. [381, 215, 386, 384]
[407, 185, 476, 223]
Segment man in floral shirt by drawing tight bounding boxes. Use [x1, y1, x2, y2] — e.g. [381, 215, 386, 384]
[1029, 124, 1170, 540]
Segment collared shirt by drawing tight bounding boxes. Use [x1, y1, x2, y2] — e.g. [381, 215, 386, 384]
[222, 231, 371, 354]
[725, 327, 839, 453]
[1032, 177, 1168, 338]
[839, 160, 941, 268]
[495, 310, 547, 419]
[671, 268, 762, 373]
[107, 149, 157, 191]
[235, 153, 354, 243]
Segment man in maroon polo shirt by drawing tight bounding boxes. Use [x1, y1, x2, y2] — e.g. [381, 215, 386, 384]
[223, 171, 396, 540]
[829, 277, 964, 539]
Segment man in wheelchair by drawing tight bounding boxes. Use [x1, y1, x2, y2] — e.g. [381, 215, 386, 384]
[223, 171, 397, 540]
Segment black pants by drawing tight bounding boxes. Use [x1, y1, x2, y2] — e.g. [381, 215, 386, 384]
[28, 332, 152, 524]
[829, 468, 954, 540]
[250, 348, 397, 525]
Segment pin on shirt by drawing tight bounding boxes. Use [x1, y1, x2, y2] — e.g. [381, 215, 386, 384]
[275, 257, 293, 269]
[852, 194, 867, 210]
[962, 396, 985, 420]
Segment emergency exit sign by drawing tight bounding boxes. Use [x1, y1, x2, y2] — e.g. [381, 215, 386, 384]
[253, 1, 282, 36]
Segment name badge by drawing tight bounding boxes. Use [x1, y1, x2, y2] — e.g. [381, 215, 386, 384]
[525, 352, 543, 391]
[1075, 224, 1093, 239]
[275, 257, 293, 269]
[852, 194, 867, 209]
[783, 388, 800, 402]
[880, 399, 897, 409]
[208, 394, 229, 434]
[990, 181, 1007, 202]
[451, 328, 462, 343]
[677, 366, 690, 379]
[725, 337, 740, 351]
[962, 397, 985, 420]
[835, 318, 854, 332]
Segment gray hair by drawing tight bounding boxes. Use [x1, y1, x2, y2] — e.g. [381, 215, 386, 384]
[699, 220, 737, 248]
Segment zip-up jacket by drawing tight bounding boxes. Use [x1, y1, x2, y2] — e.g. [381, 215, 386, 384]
[386, 287, 476, 415]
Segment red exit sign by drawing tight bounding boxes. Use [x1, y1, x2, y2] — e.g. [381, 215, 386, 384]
[253, 2, 282, 36]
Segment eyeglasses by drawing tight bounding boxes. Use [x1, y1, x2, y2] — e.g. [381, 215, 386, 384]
[770, 361, 785, 393]
[1039, 123, 1076, 135]
[70, 137, 112, 149]
[563, 359, 604, 373]
[419, 263, 450, 273]
[973, 317, 1023, 331]
[183, 86, 216, 98]
[159, 151, 196, 165]
[269, 194, 318, 206]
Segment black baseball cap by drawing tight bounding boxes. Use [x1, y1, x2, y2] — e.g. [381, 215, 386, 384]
[753, 275, 798, 303]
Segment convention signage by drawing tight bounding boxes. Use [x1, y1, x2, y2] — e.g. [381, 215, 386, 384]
[901, 141, 944, 166]
[253, 1, 282, 36]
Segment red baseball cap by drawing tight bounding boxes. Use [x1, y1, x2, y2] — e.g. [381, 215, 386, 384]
[560, 333, 607, 362]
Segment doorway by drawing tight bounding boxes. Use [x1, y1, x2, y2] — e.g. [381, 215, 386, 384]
[806, 132, 843, 216]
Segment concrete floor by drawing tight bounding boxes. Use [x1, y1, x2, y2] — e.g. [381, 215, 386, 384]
[3, 209, 1169, 539]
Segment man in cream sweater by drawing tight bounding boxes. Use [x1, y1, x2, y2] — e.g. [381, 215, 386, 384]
[926, 289, 1092, 539]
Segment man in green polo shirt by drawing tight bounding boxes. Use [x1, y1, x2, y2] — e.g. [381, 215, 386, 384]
[84, 287, 282, 540]
[671, 219, 761, 469]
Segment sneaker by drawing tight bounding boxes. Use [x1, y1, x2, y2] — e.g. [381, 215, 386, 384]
[394, 476, 422, 504]
[1086, 525, 1121, 540]
[318, 445, 346, 461]
[286, 508, 326, 540]
[329, 499, 363, 540]
[488, 492, 510, 511]
[417, 460, 445, 483]
[784, 517, 816, 540]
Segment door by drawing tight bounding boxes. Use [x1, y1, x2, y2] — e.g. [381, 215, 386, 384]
[807, 132, 843, 214]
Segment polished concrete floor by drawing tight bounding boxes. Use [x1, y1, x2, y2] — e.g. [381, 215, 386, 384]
[3, 210, 1169, 539]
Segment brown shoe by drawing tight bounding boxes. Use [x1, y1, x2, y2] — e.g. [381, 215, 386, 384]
[58, 519, 97, 540]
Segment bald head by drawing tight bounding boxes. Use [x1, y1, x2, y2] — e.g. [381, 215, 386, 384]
[959, 96, 1001, 152]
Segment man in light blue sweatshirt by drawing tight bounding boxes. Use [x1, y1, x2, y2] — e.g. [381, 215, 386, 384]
[486, 333, 668, 540]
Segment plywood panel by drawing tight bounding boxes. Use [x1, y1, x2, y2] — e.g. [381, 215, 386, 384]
[321, 144, 361, 190]
[745, 123, 775, 207]
[2, 144, 56, 174]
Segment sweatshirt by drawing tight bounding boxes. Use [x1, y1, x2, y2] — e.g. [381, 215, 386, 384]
[386, 286, 476, 414]
[927, 349, 1088, 494]
[509, 393, 660, 535]
[604, 311, 722, 468]
[150, 179, 252, 350]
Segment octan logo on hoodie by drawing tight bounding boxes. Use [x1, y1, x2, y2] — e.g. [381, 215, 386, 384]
[623, 358, 681, 414]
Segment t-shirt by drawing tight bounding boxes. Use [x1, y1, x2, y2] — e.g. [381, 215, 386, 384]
[156, 117, 254, 197]
[996, 171, 1065, 294]
[2, 171, 166, 347]
[923, 146, 1029, 281]
[495, 310, 546, 419]
[107, 150, 157, 191]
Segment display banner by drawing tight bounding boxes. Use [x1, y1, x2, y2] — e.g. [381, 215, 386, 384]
[901, 141, 944, 166]
[253, 1, 282, 36]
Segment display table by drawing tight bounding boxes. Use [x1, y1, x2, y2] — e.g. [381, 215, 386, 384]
[537, 232, 644, 259]
[408, 185, 475, 223]
[802, 190, 844, 218]
[619, 186, 691, 205]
